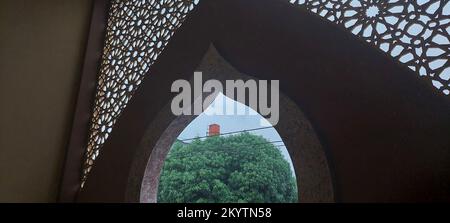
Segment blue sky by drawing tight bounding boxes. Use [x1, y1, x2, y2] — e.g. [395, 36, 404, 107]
[176, 93, 296, 175]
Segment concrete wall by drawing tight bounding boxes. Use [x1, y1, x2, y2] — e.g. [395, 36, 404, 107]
[0, 0, 92, 202]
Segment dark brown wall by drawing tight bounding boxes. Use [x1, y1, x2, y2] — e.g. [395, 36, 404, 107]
[0, 0, 92, 202]
[78, 0, 450, 202]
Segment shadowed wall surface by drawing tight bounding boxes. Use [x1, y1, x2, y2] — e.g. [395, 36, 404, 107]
[78, 0, 450, 202]
[0, 0, 92, 202]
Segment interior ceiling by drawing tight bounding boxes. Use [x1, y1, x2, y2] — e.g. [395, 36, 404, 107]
[0, 0, 92, 202]
[0, 0, 448, 202]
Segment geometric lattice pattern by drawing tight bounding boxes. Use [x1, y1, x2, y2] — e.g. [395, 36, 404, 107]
[82, 0, 450, 187]
[289, 0, 450, 95]
[81, 0, 199, 187]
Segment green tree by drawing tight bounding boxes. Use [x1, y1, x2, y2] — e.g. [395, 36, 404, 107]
[157, 132, 298, 203]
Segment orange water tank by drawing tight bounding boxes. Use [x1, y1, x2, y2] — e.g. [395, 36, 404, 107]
[208, 124, 220, 136]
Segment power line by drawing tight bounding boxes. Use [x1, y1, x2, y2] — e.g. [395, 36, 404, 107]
[169, 140, 287, 159]
[178, 126, 274, 142]
[177, 140, 285, 151]
[228, 140, 284, 148]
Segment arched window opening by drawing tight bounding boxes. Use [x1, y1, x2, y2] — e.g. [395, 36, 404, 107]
[133, 45, 334, 203]
[156, 93, 298, 203]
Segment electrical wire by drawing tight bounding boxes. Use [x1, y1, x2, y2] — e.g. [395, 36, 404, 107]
[178, 126, 274, 142]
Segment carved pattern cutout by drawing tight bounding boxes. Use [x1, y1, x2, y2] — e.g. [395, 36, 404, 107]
[289, 0, 450, 95]
[82, 0, 449, 187]
[81, 0, 199, 187]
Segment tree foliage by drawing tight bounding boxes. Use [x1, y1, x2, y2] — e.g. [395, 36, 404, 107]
[157, 132, 298, 203]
